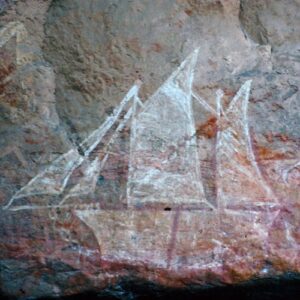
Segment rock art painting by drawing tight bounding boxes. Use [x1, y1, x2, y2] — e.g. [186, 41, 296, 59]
[2, 47, 283, 267]
[0, 1, 299, 298]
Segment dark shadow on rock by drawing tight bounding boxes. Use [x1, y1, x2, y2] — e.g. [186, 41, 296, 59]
[2, 273, 300, 300]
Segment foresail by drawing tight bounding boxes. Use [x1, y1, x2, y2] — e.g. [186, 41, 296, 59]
[4, 84, 141, 210]
[60, 156, 104, 204]
[127, 49, 210, 207]
[61, 99, 137, 203]
[3, 149, 84, 210]
[216, 80, 277, 209]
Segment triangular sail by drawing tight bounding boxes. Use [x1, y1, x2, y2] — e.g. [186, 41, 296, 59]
[61, 99, 139, 203]
[4, 84, 140, 210]
[79, 84, 140, 156]
[127, 49, 209, 207]
[60, 156, 104, 204]
[3, 149, 84, 210]
[216, 81, 277, 209]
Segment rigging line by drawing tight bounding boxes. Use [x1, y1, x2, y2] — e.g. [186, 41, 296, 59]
[192, 92, 217, 116]
[282, 160, 300, 184]
[126, 90, 145, 206]
[80, 83, 141, 156]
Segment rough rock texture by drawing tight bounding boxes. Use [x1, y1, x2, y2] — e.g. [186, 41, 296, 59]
[0, 0, 299, 299]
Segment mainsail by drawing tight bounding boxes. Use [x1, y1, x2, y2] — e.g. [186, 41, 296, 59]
[216, 80, 278, 209]
[127, 49, 209, 207]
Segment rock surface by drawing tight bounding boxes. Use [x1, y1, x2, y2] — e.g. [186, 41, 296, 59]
[0, 0, 299, 299]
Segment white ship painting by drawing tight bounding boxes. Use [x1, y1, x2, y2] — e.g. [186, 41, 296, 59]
[3, 49, 280, 269]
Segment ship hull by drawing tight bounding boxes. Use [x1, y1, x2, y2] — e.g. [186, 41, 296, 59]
[75, 208, 279, 270]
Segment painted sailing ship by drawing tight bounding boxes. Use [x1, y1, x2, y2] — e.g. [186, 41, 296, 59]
[3, 49, 280, 268]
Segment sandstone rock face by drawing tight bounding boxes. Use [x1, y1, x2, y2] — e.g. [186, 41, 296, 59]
[0, 0, 299, 299]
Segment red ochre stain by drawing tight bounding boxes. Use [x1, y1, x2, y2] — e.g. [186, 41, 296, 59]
[126, 37, 142, 54]
[0, 63, 15, 94]
[0, 63, 14, 80]
[264, 132, 297, 144]
[25, 138, 41, 145]
[223, 89, 236, 98]
[234, 152, 251, 166]
[264, 132, 274, 143]
[167, 210, 180, 268]
[275, 133, 290, 142]
[184, 9, 193, 16]
[196, 116, 217, 139]
[150, 42, 164, 53]
[256, 146, 288, 161]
